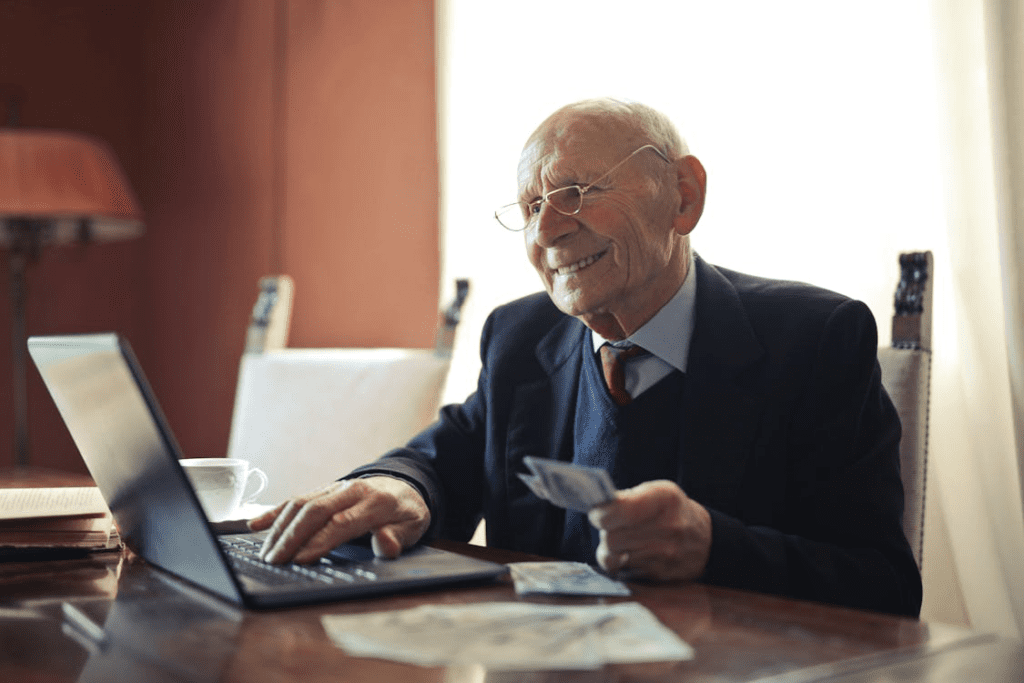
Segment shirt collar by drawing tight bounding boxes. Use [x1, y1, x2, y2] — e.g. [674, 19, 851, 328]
[591, 251, 697, 373]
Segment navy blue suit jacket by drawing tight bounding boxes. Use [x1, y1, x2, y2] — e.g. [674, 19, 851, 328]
[352, 256, 923, 616]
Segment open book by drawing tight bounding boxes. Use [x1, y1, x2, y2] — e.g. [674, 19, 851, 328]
[0, 487, 120, 557]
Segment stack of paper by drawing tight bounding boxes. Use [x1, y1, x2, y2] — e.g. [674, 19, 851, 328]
[0, 487, 117, 552]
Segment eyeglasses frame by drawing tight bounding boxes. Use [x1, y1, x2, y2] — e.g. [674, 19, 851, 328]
[494, 143, 673, 232]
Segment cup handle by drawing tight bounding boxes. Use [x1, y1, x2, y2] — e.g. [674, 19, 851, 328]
[242, 466, 269, 504]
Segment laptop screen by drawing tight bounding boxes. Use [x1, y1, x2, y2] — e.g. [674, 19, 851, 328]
[28, 334, 242, 603]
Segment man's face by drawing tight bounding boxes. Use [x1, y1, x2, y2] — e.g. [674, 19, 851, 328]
[517, 118, 688, 336]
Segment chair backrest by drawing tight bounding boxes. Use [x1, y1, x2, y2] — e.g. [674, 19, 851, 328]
[227, 348, 451, 505]
[226, 278, 468, 506]
[243, 275, 294, 353]
[876, 251, 933, 568]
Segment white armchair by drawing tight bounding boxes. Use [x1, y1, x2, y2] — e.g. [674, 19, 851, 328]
[227, 277, 467, 507]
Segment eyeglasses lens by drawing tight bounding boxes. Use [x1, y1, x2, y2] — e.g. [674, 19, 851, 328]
[548, 186, 582, 215]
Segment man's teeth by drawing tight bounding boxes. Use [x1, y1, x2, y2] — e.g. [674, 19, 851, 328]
[555, 251, 605, 276]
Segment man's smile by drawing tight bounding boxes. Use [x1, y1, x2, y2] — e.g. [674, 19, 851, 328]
[551, 249, 608, 276]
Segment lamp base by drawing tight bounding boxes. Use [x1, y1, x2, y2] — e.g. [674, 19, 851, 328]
[3, 217, 49, 467]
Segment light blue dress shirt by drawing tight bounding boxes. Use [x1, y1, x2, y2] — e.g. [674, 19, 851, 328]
[591, 252, 697, 399]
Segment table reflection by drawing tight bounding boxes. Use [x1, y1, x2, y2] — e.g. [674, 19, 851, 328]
[65, 562, 243, 683]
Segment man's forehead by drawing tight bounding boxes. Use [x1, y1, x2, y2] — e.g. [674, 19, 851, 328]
[517, 114, 636, 185]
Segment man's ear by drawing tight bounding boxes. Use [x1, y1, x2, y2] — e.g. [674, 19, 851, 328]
[673, 155, 706, 236]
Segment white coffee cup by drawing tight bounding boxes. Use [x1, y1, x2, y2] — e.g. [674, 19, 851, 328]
[180, 458, 268, 521]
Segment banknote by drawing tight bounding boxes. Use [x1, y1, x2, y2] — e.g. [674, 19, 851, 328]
[517, 456, 616, 512]
[509, 561, 631, 597]
[321, 601, 695, 669]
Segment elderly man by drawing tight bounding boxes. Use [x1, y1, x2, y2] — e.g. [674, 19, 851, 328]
[252, 99, 922, 617]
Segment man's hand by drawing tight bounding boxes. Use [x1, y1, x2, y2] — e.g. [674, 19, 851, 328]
[587, 480, 712, 581]
[248, 476, 430, 565]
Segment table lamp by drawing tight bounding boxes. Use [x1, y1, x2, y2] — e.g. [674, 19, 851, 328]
[0, 128, 144, 466]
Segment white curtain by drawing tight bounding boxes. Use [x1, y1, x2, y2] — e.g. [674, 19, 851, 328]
[437, 0, 1024, 638]
[925, 0, 1024, 639]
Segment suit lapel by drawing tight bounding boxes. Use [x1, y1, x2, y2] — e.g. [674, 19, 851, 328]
[503, 256, 767, 538]
[504, 314, 585, 553]
[681, 256, 767, 512]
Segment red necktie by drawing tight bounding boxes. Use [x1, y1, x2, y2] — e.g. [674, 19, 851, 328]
[599, 344, 648, 406]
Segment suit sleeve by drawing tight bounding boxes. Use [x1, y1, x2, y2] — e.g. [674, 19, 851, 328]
[699, 299, 923, 616]
[344, 313, 497, 543]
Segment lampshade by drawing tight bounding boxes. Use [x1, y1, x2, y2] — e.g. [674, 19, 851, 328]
[0, 129, 143, 246]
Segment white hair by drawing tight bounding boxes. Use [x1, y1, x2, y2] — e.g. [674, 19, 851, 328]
[536, 97, 689, 160]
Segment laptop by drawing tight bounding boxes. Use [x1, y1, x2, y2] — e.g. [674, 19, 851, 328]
[28, 333, 507, 609]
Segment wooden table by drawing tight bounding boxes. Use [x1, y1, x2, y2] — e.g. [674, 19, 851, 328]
[1, 469, 1020, 682]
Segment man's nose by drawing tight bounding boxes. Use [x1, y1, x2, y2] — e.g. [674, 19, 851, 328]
[531, 201, 577, 247]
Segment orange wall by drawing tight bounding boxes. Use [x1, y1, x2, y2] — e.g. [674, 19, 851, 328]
[0, 0, 147, 472]
[0, 0, 439, 472]
[284, 1, 440, 348]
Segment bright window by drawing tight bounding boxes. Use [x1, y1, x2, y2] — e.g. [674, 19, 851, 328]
[438, 0, 946, 402]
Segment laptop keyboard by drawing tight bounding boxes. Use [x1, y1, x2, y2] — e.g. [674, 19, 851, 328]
[219, 536, 379, 586]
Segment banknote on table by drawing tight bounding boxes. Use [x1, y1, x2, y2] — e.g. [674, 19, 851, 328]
[321, 601, 694, 669]
[517, 456, 616, 512]
[509, 561, 631, 597]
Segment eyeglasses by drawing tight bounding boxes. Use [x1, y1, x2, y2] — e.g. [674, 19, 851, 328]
[494, 144, 671, 232]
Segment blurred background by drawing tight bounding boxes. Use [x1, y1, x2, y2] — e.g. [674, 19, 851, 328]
[0, 0, 440, 473]
[1, 0, 1021, 641]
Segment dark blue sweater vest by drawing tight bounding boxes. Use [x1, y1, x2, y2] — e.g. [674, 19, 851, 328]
[559, 341, 686, 563]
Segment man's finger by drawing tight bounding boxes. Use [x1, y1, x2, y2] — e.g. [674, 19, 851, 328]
[594, 500, 713, 582]
[260, 481, 360, 563]
[258, 481, 351, 553]
[257, 498, 304, 560]
[247, 501, 286, 531]
[601, 522, 678, 554]
[262, 478, 431, 564]
[370, 525, 405, 559]
[289, 507, 379, 563]
[608, 546, 685, 581]
[596, 529, 672, 579]
[589, 480, 680, 530]
[287, 492, 415, 563]
[595, 536, 630, 573]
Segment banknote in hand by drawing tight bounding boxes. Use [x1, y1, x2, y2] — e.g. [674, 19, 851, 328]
[517, 456, 616, 512]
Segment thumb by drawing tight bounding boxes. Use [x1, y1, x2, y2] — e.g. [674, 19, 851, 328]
[370, 525, 407, 559]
